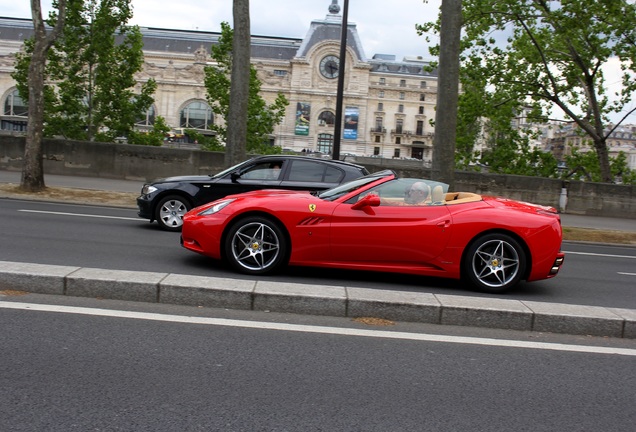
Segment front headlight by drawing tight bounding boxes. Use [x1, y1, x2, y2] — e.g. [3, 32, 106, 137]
[141, 185, 158, 195]
[198, 198, 236, 215]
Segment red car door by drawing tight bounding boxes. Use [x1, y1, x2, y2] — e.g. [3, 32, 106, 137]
[329, 202, 452, 265]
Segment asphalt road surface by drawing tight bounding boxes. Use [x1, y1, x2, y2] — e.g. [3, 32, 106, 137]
[1, 295, 635, 432]
[1, 198, 635, 309]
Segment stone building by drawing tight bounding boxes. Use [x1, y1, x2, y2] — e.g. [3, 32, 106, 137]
[0, 1, 439, 161]
[545, 122, 636, 171]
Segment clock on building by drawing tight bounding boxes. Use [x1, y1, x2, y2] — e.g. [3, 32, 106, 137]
[319, 55, 340, 79]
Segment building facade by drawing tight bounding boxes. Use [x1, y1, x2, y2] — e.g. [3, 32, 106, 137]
[544, 122, 636, 171]
[0, 2, 439, 161]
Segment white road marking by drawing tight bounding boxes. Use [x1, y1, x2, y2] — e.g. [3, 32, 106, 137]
[1, 301, 635, 357]
[618, 272, 636, 276]
[18, 209, 138, 221]
[564, 250, 636, 259]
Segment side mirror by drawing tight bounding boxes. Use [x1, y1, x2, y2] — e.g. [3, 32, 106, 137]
[230, 171, 241, 182]
[351, 193, 381, 210]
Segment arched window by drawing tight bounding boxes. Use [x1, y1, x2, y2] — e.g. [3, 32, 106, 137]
[180, 101, 213, 129]
[136, 104, 156, 126]
[318, 110, 335, 126]
[2, 89, 28, 132]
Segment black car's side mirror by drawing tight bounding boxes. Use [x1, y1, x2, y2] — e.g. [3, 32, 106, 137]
[351, 193, 381, 210]
[230, 171, 241, 182]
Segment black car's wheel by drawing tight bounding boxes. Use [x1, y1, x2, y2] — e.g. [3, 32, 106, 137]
[463, 233, 526, 293]
[224, 216, 287, 275]
[155, 195, 192, 232]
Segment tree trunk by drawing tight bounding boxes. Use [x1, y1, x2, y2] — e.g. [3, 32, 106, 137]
[594, 138, 612, 182]
[21, 41, 48, 191]
[21, 0, 66, 192]
[431, 0, 462, 189]
[225, 0, 250, 167]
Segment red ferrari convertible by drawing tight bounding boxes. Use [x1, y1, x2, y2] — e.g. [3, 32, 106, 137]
[181, 170, 565, 293]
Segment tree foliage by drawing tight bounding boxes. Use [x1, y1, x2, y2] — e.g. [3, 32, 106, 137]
[418, 0, 636, 183]
[564, 148, 636, 184]
[127, 115, 169, 146]
[203, 22, 288, 154]
[13, 0, 156, 143]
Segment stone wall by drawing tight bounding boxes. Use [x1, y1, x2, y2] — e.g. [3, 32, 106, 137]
[1, 136, 634, 219]
[0, 136, 227, 181]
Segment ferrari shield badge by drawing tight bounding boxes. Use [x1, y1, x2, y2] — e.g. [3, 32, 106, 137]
[309, 204, 316, 212]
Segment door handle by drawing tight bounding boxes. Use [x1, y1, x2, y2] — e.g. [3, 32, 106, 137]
[437, 220, 451, 228]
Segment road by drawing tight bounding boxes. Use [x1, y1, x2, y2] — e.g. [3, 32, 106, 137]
[1, 197, 635, 309]
[1, 295, 635, 432]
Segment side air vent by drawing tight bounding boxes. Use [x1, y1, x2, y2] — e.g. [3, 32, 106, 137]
[298, 217, 325, 226]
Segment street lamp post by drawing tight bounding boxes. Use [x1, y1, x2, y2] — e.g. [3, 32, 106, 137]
[332, 0, 349, 161]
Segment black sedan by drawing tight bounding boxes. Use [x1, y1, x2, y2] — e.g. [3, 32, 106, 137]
[137, 155, 369, 231]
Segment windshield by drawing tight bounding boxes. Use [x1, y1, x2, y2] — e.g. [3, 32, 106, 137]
[317, 170, 394, 201]
[354, 178, 450, 206]
[210, 159, 252, 179]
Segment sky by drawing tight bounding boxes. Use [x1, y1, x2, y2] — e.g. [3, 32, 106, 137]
[2, 0, 442, 62]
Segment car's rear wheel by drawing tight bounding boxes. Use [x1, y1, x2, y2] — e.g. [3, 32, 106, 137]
[224, 216, 287, 275]
[463, 233, 526, 293]
[155, 195, 192, 232]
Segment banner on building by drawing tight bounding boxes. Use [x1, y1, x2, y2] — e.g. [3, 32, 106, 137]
[295, 102, 311, 135]
[343, 106, 359, 140]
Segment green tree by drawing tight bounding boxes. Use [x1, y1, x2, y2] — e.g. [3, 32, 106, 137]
[419, 0, 636, 183]
[564, 148, 636, 185]
[203, 22, 288, 154]
[13, 0, 156, 143]
[127, 115, 170, 146]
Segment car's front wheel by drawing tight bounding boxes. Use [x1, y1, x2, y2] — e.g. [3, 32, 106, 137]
[155, 195, 192, 231]
[463, 233, 526, 293]
[224, 216, 287, 275]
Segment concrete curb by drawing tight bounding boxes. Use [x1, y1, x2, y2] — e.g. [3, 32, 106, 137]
[1, 260, 634, 339]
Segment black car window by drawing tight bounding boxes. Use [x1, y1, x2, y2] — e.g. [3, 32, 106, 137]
[288, 160, 343, 183]
[241, 161, 284, 180]
[324, 165, 344, 183]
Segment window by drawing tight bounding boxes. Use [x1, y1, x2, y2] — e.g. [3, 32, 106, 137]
[377, 102, 383, 111]
[241, 160, 285, 180]
[375, 117, 383, 132]
[317, 133, 333, 154]
[180, 101, 213, 129]
[136, 104, 156, 126]
[374, 146, 380, 156]
[2, 89, 28, 132]
[318, 110, 335, 126]
[395, 137, 401, 145]
[400, 79, 406, 87]
[379, 90, 384, 98]
[394, 148, 401, 158]
[4, 90, 27, 116]
[420, 94, 426, 101]
[273, 70, 288, 76]
[375, 135, 381, 143]
[396, 119, 403, 134]
[398, 104, 404, 113]
[379, 77, 386, 85]
[416, 120, 424, 135]
[420, 81, 427, 88]
[288, 159, 343, 184]
[399, 92, 405, 100]
[418, 106, 424, 115]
